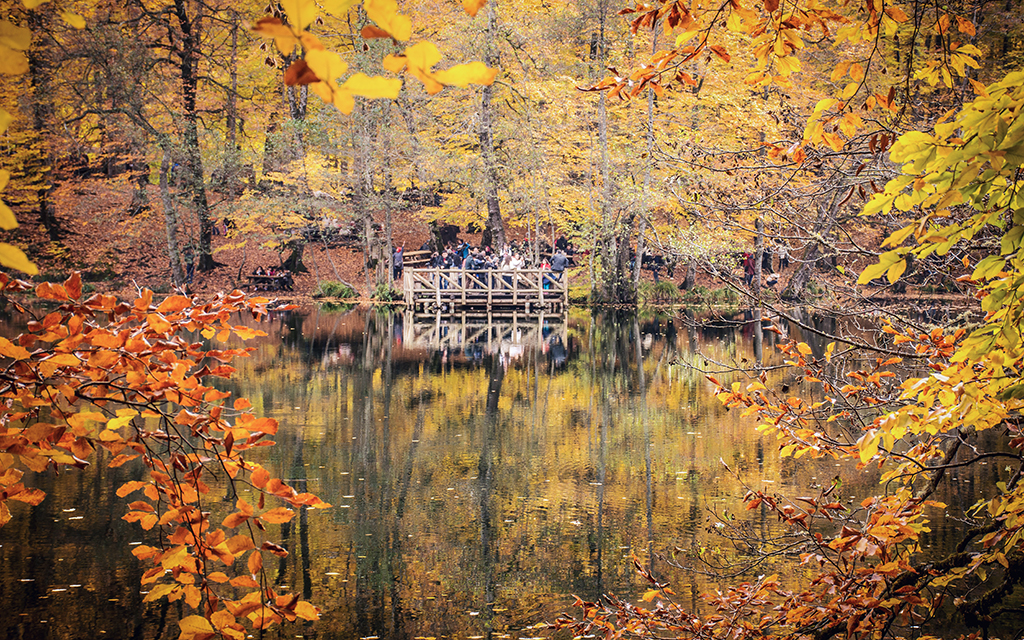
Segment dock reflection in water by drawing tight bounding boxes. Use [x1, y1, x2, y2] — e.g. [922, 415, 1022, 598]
[402, 311, 569, 369]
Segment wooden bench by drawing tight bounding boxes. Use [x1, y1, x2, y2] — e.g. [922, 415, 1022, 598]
[245, 274, 293, 291]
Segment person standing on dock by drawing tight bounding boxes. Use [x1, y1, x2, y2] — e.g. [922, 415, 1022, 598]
[393, 246, 404, 282]
[550, 248, 568, 283]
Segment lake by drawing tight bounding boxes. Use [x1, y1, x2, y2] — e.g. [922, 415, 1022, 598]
[0, 305, 921, 639]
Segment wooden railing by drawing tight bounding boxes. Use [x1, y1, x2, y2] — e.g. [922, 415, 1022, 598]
[402, 267, 568, 313]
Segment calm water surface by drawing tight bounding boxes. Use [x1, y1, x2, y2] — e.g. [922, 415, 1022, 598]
[0, 306, 972, 639]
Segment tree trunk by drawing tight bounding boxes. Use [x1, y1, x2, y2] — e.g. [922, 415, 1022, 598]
[633, 26, 658, 292]
[479, 1, 506, 250]
[592, 2, 635, 304]
[160, 151, 185, 286]
[26, 12, 58, 240]
[173, 0, 215, 271]
[683, 259, 697, 290]
[783, 187, 843, 299]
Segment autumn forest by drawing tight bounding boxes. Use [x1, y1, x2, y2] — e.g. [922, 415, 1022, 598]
[3, 0, 1024, 639]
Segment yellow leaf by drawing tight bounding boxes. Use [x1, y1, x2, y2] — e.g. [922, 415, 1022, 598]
[106, 414, 136, 430]
[280, 0, 317, 31]
[433, 61, 498, 88]
[858, 431, 879, 463]
[886, 259, 907, 284]
[0, 46, 29, 75]
[365, 0, 412, 41]
[848, 62, 864, 82]
[21, 0, 51, 8]
[403, 41, 442, 71]
[160, 545, 189, 570]
[382, 54, 407, 74]
[178, 614, 214, 635]
[143, 583, 177, 603]
[641, 589, 661, 602]
[305, 48, 348, 83]
[0, 109, 11, 134]
[320, 0, 360, 15]
[340, 73, 402, 99]
[0, 200, 17, 230]
[0, 20, 32, 50]
[60, 12, 85, 29]
[2, 243, 38, 272]
[797, 342, 812, 355]
[882, 225, 915, 248]
[462, 0, 487, 16]
[333, 89, 355, 114]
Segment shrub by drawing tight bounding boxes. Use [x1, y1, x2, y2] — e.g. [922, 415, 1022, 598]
[312, 280, 356, 299]
[640, 280, 679, 304]
[372, 283, 401, 302]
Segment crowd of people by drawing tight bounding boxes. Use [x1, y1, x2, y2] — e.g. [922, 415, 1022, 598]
[393, 238, 573, 289]
[249, 266, 295, 291]
[740, 239, 790, 288]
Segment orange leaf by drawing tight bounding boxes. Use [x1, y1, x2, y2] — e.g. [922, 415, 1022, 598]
[261, 541, 289, 557]
[284, 59, 320, 86]
[251, 466, 270, 489]
[247, 550, 263, 574]
[360, 25, 391, 39]
[10, 487, 45, 505]
[260, 507, 295, 524]
[156, 295, 192, 314]
[35, 281, 67, 300]
[230, 575, 261, 588]
[294, 600, 321, 621]
[116, 480, 147, 497]
[64, 272, 82, 300]
[223, 512, 250, 529]
[708, 45, 731, 62]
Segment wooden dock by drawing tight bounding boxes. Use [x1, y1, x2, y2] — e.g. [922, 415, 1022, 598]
[402, 268, 567, 314]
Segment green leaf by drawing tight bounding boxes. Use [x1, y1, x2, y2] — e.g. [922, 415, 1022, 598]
[972, 255, 1005, 281]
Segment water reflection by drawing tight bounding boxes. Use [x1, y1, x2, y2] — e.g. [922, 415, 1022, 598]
[1, 306, 875, 640]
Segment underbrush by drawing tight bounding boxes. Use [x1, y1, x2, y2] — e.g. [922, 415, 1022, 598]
[312, 280, 356, 299]
[681, 284, 740, 306]
[639, 280, 680, 304]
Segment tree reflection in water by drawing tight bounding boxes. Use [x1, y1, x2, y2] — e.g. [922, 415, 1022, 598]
[0, 306, 882, 639]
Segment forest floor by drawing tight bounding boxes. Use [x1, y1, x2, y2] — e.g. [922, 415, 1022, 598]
[8, 177, 978, 311]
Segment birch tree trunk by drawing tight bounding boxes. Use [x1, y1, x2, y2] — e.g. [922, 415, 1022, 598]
[479, 1, 506, 250]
